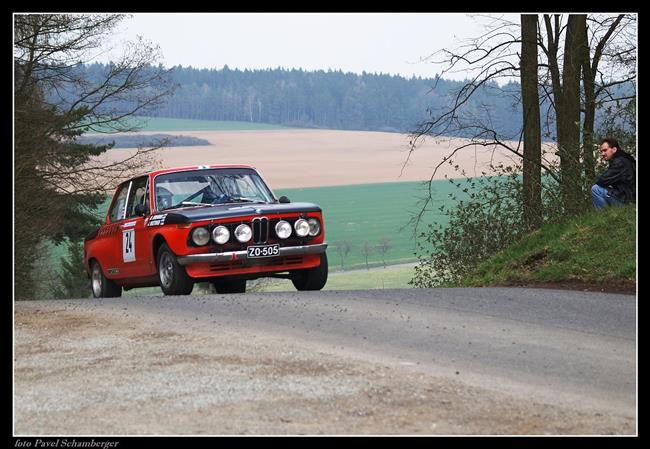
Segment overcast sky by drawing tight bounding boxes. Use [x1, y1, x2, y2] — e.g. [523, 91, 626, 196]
[102, 13, 520, 80]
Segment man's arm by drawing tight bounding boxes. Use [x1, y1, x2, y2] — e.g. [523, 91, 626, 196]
[596, 158, 628, 187]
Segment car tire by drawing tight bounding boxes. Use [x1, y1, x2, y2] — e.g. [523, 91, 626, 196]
[213, 279, 247, 294]
[90, 260, 122, 298]
[157, 242, 194, 296]
[291, 252, 328, 291]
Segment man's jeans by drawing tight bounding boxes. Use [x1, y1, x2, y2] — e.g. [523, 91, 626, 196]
[591, 184, 623, 209]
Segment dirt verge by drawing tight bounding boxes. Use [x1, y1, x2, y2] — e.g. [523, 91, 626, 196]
[495, 280, 636, 295]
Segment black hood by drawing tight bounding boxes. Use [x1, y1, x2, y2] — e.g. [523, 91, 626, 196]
[162, 202, 322, 223]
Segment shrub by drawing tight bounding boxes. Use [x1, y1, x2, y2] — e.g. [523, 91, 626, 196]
[410, 160, 568, 288]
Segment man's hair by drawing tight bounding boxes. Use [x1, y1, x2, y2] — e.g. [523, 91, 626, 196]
[599, 137, 621, 151]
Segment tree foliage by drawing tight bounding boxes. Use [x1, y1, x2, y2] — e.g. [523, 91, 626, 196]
[14, 14, 174, 299]
[51, 240, 91, 299]
[410, 160, 565, 288]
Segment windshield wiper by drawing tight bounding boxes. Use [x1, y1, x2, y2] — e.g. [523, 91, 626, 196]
[219, 196, 262, 204]
[167, 201, 213, 210]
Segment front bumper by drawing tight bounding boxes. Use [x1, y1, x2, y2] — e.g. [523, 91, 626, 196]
[176, 243, 328, 266]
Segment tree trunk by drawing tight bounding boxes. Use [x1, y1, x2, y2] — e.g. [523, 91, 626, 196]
[580, 15, 624, 196]
[580, 17, 597, 186]
[548, 14, 587, 217]
[559, 15, 586, 216]
[520, 14, 543, 230]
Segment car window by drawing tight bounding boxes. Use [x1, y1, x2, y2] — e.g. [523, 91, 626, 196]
[235, 176, 261, 197]
[108, 184, 130, 223]
[125, 177, 149, 218]
[154, 168, 274, 211]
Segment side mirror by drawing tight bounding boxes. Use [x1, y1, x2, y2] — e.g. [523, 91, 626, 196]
[134, 203, 147, 216]
[278, 196, 290, 204]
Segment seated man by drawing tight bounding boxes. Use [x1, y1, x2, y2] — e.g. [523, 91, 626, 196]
[591, 137, 636, 209]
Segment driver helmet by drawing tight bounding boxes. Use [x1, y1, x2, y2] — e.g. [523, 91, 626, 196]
[156, 186, 173, 210]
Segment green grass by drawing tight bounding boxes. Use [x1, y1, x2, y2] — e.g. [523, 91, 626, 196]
[460, 203, 637, 290]
[258, 264, 416, 292]
[92, 116, 291, 133]
[274, 180, 464, 268]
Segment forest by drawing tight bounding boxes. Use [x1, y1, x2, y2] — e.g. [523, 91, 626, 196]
[77, 63, 530, 137]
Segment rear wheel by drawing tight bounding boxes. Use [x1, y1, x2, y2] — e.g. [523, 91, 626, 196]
[212, 279, 247, 294]
[90, 261, 122, 298]
[291, 252, 328, 291]
[157, 243, 194, 296]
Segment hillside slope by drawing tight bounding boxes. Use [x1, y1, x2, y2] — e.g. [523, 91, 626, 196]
[460, 204, 637, 294]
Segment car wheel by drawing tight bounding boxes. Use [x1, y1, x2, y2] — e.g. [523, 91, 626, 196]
[291, 252, 328, 291]
[213, 279, 247, 294]
[157, 243, 194, 295]
[90, 260, 122, 298]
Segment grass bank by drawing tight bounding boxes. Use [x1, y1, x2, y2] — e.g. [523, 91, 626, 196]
[458, 204, 637, 294]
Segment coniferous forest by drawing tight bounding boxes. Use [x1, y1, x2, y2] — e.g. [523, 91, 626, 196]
[79, 63, 527, 137]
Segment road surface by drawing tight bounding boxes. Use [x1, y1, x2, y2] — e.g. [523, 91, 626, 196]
[14, 287, 636, 435]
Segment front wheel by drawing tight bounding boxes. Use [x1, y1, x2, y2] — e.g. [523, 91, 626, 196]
[157, 243, 194, 295]
[291, 252, 328, 291]
[90, 260, 122, 298]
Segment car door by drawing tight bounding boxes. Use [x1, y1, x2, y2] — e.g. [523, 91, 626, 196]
[120, 176, 152, 278]
[101, 181, 131, 278]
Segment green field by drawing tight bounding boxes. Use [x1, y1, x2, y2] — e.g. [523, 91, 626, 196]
[93, 116, 291, 133]
[274, 181, 458, 268]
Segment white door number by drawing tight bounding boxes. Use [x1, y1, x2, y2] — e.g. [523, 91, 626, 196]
[123, 229, 136, 263]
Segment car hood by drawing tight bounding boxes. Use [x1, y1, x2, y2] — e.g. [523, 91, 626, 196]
[162, 202, 322, 223]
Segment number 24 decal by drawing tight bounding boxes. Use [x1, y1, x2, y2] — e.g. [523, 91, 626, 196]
[123, 229, 136, 262]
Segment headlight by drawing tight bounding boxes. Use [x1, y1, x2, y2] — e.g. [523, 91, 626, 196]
[307, 218, 321, 236]
[234, 224, 252, 243]
[212, 225, 230, 244]
[275, 220, 292, 239]
[191, 227, 210, 246]
[294, 219, 310, 237]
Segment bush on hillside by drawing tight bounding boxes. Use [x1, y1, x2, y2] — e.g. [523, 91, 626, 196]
[410, 158, 567, 288]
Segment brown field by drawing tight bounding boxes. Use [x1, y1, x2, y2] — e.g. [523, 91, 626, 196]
[95, 129, 553, 189]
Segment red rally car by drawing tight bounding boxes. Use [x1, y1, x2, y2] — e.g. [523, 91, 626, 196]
[84, 165, 328, 297]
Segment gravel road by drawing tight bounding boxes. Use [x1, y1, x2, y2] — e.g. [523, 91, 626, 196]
[14, 288, 636, 435]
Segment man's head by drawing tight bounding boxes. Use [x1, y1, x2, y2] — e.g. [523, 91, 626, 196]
[599, 137, 620, 161]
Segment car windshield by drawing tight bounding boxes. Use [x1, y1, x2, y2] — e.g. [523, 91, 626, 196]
[154, 168, 275, 211]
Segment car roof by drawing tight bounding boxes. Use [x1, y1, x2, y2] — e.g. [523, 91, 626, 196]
[146, 164, 257, 178]
[114, 164, 261, 190]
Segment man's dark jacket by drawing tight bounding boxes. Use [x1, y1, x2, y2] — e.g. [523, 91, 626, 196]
[595, 149, 636, 203]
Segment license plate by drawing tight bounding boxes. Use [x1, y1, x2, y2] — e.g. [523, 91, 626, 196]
[247, 244, 280, 258]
